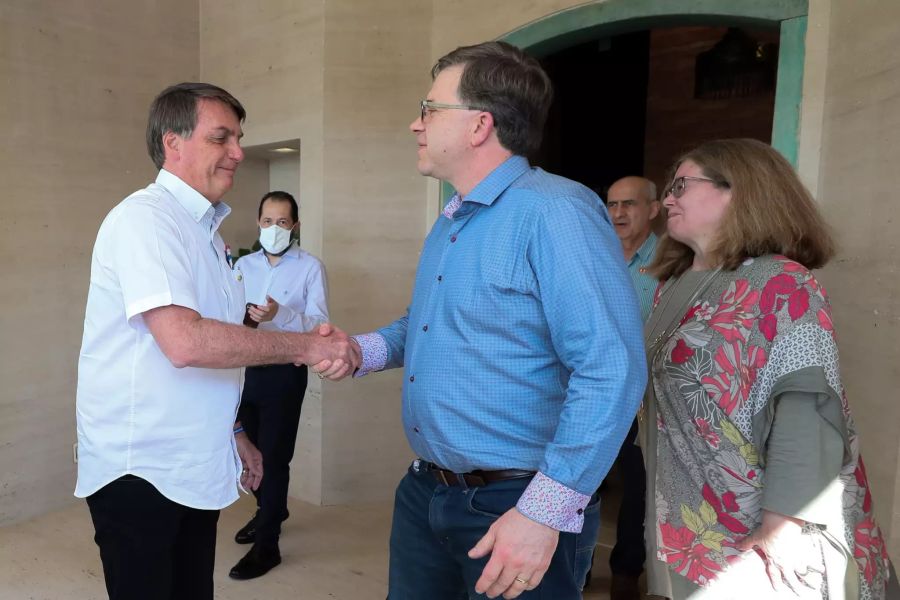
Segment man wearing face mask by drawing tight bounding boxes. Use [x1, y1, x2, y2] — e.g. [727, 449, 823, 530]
[229, 190, 329, 579]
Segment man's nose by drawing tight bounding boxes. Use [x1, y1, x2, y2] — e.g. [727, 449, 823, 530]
[230, 141, 244, 163]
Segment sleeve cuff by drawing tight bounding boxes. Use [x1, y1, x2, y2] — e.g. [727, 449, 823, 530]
[516, 471, 591, 533]
[352, 332, 388, 377]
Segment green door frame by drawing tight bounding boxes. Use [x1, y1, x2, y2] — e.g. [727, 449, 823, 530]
[441, 0, 808, 204]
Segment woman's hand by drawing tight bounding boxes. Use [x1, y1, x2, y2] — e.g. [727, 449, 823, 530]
[737, 510, 822, 596]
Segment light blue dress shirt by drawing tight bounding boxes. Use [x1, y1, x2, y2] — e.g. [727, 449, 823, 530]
[627, 232, 659, 323]
[366, 156, 646, 503]
[234, 243, 329, 333]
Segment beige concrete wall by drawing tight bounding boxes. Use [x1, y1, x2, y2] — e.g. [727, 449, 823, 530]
[814, 0, 900, 560]
[317, 0, 433, 504]
[432, 0, 582, 56]
[0, 0, 199, 523]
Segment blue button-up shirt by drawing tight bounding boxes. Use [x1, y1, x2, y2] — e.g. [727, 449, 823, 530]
[627, 232, 659, 323]
[361, 156, 645, 525]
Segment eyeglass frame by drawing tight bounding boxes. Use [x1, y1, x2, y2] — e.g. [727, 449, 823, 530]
[419, 99, 486, 122]
[664, 176, 729, 199]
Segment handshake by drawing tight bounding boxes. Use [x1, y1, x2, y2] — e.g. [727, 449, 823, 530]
[304, 323, 361, 381]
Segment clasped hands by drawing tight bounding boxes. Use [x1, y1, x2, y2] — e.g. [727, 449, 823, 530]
[306, 323, 361, 380]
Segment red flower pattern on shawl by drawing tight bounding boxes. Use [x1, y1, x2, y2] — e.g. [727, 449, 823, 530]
[818, 308, 834, 335]
[855, 457, 873, 513]
[659, 522, 721, 584]
[854, 517, 888, 584]
[693, 419, 720, 448]
[702, 483, 749, 534]
[671, 339, 695, 364]
[707, 280, 759, 343]
[701, 341, 767, 415]
[756, 264, 816, 341]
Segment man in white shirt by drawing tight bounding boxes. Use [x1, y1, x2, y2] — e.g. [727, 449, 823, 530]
[228, 191, 329, 579]
[75, 82, 353, 600]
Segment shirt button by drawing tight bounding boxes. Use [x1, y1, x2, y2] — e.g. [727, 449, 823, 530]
[450, 235, 457, 243]
[422, 325, 428, 332]
[437, 275, 442, 281]
[577, 508, 584, 515]
[413, 427, 420, 433]
[409, 375, 415, 382]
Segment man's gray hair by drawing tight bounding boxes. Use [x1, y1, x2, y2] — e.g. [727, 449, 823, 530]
[644, 180, 658, 202]
[146, 82, 245, 170]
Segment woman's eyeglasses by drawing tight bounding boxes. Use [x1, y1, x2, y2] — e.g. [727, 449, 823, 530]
[664, 176, 728, 198]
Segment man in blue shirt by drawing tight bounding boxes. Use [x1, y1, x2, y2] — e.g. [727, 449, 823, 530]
[600, 176, 659, 600]
[316, 41, 645, 599]
[606, 176, 660, 322]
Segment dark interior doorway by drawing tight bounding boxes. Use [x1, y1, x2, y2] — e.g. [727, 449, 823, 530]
[534, 26, 781, 198]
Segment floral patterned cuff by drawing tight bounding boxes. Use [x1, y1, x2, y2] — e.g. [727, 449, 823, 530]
[516, 471, 590, 533]
[352, 332, 388, 377]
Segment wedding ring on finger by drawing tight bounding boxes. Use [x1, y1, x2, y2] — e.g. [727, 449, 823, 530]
[514, 576, 529, 585]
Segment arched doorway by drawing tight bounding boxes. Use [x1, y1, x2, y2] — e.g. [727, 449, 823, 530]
[440, 0, 808, 203]
[503, 0, 807, 164]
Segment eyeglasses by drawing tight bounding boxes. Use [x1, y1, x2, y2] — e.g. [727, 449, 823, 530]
[419, 99, 485, 122]
[664, 176, 727, 199]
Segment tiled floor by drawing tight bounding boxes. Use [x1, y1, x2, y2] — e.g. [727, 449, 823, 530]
[0, 485, 643, 599]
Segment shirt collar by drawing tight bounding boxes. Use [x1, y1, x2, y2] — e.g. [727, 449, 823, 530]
[631, 231, 658, 263]
[156, 169, 231, 232]
[463, 155, 531, 207]
[281, 241, 302, 259]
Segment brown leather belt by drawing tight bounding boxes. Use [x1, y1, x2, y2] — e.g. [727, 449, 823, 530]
[422, 461, 535, 488]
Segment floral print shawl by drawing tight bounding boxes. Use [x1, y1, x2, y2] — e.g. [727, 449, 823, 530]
[647, 255, 890, 598]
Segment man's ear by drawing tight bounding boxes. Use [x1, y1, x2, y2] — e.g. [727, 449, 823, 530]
[648, 200, 661, 220]
[470, 111, 495, 147]
[162, 131, 181, 162]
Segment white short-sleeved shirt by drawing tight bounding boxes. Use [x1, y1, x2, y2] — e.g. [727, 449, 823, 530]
[75, 169, 246, 509]
[234, 244, 329, 333]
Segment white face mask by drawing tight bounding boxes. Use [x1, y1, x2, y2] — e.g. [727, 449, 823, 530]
[259, 224, 293, 254]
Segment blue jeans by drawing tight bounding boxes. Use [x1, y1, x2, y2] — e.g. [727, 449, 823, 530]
[388, 462, 600, 599]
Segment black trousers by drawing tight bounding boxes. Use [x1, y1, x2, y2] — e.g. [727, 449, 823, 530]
[86, 475, 219, 600]
[608, 419, 647, 576]
[237, 363, 307, 546]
